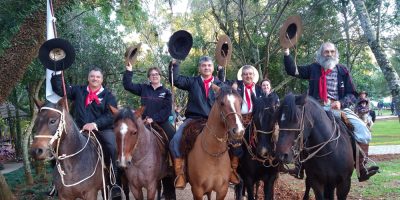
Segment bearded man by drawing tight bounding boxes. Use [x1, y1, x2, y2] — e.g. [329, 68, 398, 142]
[282, 42, 379, 182]
[283, 42, 357, 106]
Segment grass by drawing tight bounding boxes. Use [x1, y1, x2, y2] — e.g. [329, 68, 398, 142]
[350, 158, 400, 199]
[370, 119, 400, 145]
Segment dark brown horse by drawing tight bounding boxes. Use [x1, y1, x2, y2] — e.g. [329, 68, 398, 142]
[185, 85, 245, 200]
[30, 97, 105, 200]
[275, 94, 354, 200]
[235, 94, 280, 200]
[110, 106, 170, 200]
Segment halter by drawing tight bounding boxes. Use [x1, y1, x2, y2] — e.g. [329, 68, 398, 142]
[34, 106, 106, 194]
[278, 106, 341, 164]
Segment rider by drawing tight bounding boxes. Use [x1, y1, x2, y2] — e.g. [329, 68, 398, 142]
[122, 63, 176, 199]
[51, 67, 121, 198]
[218, 65, 263, 184]
[168, 56, 223, 189]
[283, 42, 379, 182]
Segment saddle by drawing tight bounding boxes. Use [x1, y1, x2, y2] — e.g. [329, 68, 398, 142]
[146, 123, 169, 156]
[179, 118, 207, 158]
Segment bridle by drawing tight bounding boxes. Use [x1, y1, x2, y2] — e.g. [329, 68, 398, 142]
[33, 106, 106, 194]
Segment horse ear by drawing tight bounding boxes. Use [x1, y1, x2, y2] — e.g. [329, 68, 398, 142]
[135, 106, 145, 119]
[33, 98, 44, 109]
[211, 84, 220, 94]
[56, 96, 68, 108]
[109, 105, 119, 116]
[295, 94, 307, 106]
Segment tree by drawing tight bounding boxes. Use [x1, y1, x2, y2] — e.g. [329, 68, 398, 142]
[351, 0, 400, 113]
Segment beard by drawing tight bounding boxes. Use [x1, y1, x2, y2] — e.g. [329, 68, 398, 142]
[317, 56, 339, 70]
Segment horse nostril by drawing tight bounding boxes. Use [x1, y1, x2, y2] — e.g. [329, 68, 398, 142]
[127, 161, 132, 166]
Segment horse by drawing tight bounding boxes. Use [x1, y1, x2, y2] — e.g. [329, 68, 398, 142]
[109, 106, 172, 200]
[30, 97, 105, 200]
[274, 93, 354, 200]
[182, 85, 245, 200]
[234, 94, 280, 200]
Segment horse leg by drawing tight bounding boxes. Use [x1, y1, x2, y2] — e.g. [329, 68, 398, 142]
[156, 180, 161, 200]
[264, 171, 278, 200]
[147, 181, 159, 200]
[206, 191, 212, 200]
[310, 182, 324, 200]
[215, 184, 229, 200]
[234, 180, 244, 200]
[162, 176, 176, 200]
[303, 177, 311, 200]
[336, 177, 351, 200]
[130, 185, 144, 200]
[191, 186, 205, 200]
[324, 185, 335, 200]
[243, 178, 255, 200]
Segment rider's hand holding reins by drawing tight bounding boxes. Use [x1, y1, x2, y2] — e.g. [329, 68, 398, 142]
[82, 122, 98, 133]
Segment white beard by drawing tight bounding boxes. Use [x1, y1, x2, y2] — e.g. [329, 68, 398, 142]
[318, 56, 338, 70]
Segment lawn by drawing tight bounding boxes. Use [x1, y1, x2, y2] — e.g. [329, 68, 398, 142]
[371, 119, 400, 145]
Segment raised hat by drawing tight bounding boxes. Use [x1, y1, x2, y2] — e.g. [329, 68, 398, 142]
[125, 43, 142, 65]
[38, 38, 75, 71]
[237, 65, 259, 84]
[168, 30, 193, 60]
[279, 15, 303, 48]
[215, 35, 232, 67]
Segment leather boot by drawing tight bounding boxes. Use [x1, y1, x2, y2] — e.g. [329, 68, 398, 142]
[357, 143, 379, 182]
[229, 156, 241, 184]
[173, 158, 186, 189]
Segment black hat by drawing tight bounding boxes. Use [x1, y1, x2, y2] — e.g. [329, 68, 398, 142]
[279, 15, 303, 48]
[215, 35, 232, 67]
[168, 30, 193, 60]
[38, 38, 75, 71]
[125, 43, 141, 66]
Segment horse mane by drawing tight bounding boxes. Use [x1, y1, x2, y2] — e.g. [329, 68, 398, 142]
[215, 84, 241, 102]
[278, 93, 299, 123]
[113, 107, 148, 132]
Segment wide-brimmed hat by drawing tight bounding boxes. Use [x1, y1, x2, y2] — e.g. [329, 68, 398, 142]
[38, 38, 75, 71]
[279, 15, 303, 48]
[215, 35, 232, 67]
[237, 65, 259, 84]
[125, 43, 142, 65]
[168, 30, 193, 60]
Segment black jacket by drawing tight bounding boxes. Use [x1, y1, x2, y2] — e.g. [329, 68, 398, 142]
[51, 74, 117, 130]
[123, 70, 172, 123]
[169, 63, 222, 119]
[284, 55, 357, 101]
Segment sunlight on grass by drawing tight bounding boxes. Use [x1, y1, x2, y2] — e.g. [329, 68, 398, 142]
[370, 119, 400, 146]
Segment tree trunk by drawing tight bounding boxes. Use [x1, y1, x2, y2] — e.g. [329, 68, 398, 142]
[351, 0, 400, 116]
[0, 174, 16, 200]
[23, 77, 45, 185]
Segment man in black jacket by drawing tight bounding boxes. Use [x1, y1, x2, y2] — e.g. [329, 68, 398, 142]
[51, 67, 120, 196]
[283, 42, 379, 182]
[168, 56, 224, 189]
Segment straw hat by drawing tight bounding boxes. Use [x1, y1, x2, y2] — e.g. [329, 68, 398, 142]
[215, 35, 232, 67]
[279, 15, 303, 48]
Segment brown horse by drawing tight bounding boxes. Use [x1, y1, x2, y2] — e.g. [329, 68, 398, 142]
[110, 106, 169, 200]
[30, 97, 104, 200]
[185, 85, 245, 200]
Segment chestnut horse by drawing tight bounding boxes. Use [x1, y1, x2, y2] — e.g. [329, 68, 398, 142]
[275, 94, 354, 200]
[110, 106, 170, 200]
[30, 97, 105, 200]
[186, 85, 245, 200]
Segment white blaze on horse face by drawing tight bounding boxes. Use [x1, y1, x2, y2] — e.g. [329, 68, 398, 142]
[119, 122, 128, 166]
[227, 94, 245, 133]
[281, 113, 286, 122]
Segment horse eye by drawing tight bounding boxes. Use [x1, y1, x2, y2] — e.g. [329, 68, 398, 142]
[220, 102, 225, 106]
[49, 119, 57, 124]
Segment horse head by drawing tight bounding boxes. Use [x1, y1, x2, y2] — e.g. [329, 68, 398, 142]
[251, 94, 279, 158]
[110, 106, 144, 168]
[30, 97, 69, 160]
[213, 84, 245, 147]
[274, 93, 308, 164]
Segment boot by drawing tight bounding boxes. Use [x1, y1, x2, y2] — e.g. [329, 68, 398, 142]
[173, 158, 186, 189]
[357, 143, 379, 182]
[287, 162, 304, 179]
[229, 156, 241, 184]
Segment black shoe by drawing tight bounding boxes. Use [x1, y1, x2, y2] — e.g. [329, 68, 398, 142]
[358, 169, 380, 182]
[110, 186, 122, 200]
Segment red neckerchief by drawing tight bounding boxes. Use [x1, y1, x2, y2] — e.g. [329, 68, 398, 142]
[85, 86, 101, 107]
[319, 68, 332, 103]
[203, 77, 213, 98]
[245, 83, 254, 111]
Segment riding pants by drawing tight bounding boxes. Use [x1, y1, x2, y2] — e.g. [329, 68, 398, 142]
[169, 118, 193, 158]
[97, 129, 120, 186]
[158, 121, 176, 141]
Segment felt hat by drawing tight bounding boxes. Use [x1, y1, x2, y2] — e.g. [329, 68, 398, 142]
[38, 38, 75, 71]
[168, 30, 193, 60]
[215, 35, 232, 67]
[279, 15, 303, 48]
[125, 43, 142, 65]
